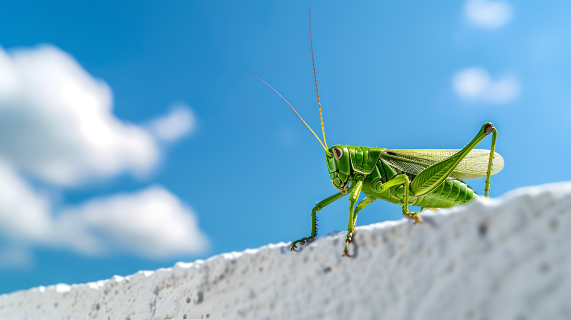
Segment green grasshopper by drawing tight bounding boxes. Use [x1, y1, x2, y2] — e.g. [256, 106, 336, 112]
[247, 10, 503, 256]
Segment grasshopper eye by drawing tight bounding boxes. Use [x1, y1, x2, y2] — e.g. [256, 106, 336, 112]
[333, 147, 343, 160]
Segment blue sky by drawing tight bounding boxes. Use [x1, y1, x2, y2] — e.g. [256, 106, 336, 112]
[1, 0, 571, 294]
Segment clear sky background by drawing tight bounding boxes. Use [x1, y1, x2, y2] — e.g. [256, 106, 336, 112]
[1, 0, 571, 294]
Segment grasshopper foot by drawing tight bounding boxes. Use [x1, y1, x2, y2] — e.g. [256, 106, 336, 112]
[404, 212, 423, 225]
[290, 237, 314, 252]
[342, 236, 353, 257]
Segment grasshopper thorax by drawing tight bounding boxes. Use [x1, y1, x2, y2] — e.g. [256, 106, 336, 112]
[326, 145, 387, 193]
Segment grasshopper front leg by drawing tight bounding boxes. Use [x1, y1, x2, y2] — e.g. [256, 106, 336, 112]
[291, 190, 350, 251]
[343, 180, 363, 256]
[352, 196, 376, 230]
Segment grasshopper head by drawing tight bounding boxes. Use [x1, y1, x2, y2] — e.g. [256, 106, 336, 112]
[326, 145, 351, 194]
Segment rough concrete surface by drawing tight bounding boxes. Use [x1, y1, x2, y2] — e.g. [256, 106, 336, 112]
[1, 182, 570, 320]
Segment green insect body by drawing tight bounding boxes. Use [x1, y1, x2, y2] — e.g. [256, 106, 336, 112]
[327, 146, 479, 209]
[248, 9, 503, 256]
[246, 79, 503, 257]
[289, 123, 503, 256]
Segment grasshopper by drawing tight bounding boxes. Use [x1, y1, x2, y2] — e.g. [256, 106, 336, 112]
[247, 9, 503, 256]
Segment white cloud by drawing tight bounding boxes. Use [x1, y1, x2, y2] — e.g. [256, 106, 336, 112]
[452, 67, 520, 104]
[0, 45, 194, 186]
[53, 186, 207, 258]
[149, 103, 195, 143]
[0, 44, 206, 266]
[0, 166, 207, 264]
[464, 0, 512, 30]
[0, 159, 52, 242]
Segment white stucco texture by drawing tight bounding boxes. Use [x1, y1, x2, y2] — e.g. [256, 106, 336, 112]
[1, 182, 570, 319]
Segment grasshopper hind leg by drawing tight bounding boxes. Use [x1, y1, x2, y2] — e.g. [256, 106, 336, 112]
[410, 122, 497, 198]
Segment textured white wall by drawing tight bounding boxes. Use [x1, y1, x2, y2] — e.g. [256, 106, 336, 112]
[1, 182, 571, 320]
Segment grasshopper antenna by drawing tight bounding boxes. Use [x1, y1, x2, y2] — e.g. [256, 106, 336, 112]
[245, 73, 331, 156]
[309, 7, 329, 150]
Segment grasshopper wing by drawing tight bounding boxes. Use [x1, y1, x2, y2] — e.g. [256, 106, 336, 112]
[381, 149, 504, 180]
